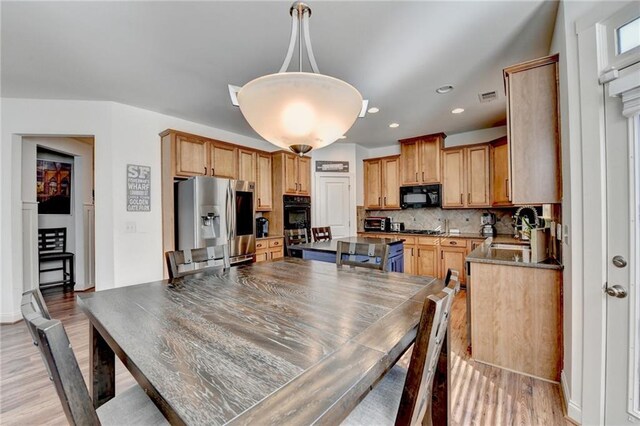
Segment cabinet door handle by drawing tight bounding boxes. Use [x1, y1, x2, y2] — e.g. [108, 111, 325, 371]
[422, 171, 425, 181]
[415, 172, 418, 181]
[460, 193, 463, 204]
[204, 166, 207, 175]
[450, 241, 457, 245]
[505, 178, 510, 199]
[258, 197, 261, 206]
[378, 196, 381, 205]
[212, 168, 215, 176]
[383, 196, 387, 206]
[468, 193, 470, 204]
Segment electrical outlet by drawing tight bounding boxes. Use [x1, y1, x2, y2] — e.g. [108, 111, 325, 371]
[125, 221, 136, 233]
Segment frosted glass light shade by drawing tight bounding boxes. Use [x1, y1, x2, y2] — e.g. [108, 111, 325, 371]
[237, 72, 362, 153]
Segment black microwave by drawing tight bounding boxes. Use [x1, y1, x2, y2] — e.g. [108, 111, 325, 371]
[400, 184, 441, 209]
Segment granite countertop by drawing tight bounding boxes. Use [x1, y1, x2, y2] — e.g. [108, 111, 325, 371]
[466, 236, 563, 270]
[359, 231, 490, 239]
[293, 236, 404, 254]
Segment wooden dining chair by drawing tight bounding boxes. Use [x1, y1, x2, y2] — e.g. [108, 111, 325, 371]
[342, 270, 459, 426]
[20, 290, 169, 426]
[284, 229, 309, 256]
[311, 226, 332, 242]
[165, 244, 230, 280]
[336, 241, 390, 272]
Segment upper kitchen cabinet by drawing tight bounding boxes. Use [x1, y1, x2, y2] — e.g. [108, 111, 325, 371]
[256, 152, 273, 211]
[175, 134, 209, 176]
[442, 144, 490, 208]
[399, 133, 444, 185]
[504, 54, 561, 204]
[363, 156, 401, 210]
[490, 137, 511, 206]
[238, 148, 257, 183]
[273, 152, 311, 196]
[210, 142, 238, 179]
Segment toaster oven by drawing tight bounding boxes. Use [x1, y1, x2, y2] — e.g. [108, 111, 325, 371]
[364, 217, 391, 232]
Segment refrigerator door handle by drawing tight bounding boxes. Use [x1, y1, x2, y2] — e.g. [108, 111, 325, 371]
[227, 184, 235, 241]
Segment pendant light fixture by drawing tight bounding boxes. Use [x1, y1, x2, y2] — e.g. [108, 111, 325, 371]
[229, 2, 364, 155]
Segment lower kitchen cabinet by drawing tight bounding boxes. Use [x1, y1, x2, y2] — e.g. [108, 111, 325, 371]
[403, 246, 416, 275]
[440, 246, 467, 284]
[417, 246, 438, 277]
[255, 237, 284, 262]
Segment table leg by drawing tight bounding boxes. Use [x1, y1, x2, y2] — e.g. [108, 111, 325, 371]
[431, 325, 449, 426]
[90, 324, 115, 408]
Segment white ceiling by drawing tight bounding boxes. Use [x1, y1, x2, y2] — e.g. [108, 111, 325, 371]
[1, 1, 558, 148]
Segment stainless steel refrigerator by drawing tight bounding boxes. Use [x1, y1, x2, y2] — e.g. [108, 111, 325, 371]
[175, 177, 255, 264]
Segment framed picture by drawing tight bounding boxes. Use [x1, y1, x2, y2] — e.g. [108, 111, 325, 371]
[36, 159, 72, 214]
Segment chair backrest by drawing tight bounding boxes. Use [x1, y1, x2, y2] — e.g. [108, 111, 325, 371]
[284, 229, 309, 255]
[38, 228, 67, 254]
[335, 241, 390, 271]
[165, 244, 230, 280]
[21, 290, 100, 425]
[311, 226, 332, 242]
[395, 269, 459, 425]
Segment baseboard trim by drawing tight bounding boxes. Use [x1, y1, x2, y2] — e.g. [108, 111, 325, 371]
[0, 311, 22, 324]
[561, 370, 582, 424]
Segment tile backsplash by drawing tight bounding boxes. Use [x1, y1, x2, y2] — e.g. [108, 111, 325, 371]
[358, 206, 517, 235]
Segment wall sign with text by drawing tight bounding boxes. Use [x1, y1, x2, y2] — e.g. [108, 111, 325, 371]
[126, 164, 151, 212]
[315, 161, 350, 172]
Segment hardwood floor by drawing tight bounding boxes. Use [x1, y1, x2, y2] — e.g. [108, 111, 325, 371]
[0, 288, 569, 425]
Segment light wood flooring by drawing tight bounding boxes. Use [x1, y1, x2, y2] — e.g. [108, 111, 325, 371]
[0, 288, 569, 425]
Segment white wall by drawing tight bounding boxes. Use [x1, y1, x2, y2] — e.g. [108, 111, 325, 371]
[311, 143, 358, 236]
[0, 98, 274, 322]
[445, 126, 507, 147]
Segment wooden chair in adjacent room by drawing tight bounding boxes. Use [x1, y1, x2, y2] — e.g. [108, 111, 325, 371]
[336, 241, 390, 272]
[284, 229, 309, 257]
[38, 228, 75, 290]
[311, 226, 332, 242]
[341, 269, 459, 426]
[20, 289, 169, 426]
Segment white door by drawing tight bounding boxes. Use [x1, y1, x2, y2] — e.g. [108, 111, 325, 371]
[316, 175, 351, 238]
[605, 63, 640, 424]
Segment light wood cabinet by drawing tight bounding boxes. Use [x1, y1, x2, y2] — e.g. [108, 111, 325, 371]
[504, 54, 561, 204]
[277, 152, 310, 196]
[363, 155, 400, 210]
[238, 148, 256, 183]
[210, 142, 238, 179]
[442, 149, 465, 208]
[442, 145, 490, 209]
[364, 159, 382, 209]
[490, 137, 511, 206]
[176, 134, 208, 176]
[417, 246, 438, 277]
[256, 153, 273, 211]
[298, 156, 311, 195]
[399, 133, 444, 185]
[403, 246, 416, 275]
[440, 246, 467, 285]
[255, 237, 285, 262]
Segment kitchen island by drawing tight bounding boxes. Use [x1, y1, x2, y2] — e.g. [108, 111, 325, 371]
[290, 236, 405, 272]
[466, 237, 563, 382]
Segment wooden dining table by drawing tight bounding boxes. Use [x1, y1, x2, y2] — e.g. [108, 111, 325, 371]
[77, 258, 447, 425]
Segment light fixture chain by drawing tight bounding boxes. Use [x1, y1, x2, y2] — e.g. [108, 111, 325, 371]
[302, 12, 320, 73]
[278, 9, 299, 73]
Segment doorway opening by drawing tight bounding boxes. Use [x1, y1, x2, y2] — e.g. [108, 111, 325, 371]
[21, 136, 95, 294]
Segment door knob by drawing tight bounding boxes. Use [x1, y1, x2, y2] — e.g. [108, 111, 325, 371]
[612, 255, 627, 268]
[605, 285, 628, 298]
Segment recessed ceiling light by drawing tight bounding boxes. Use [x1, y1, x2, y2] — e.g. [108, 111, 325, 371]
[367, 107, 380, 113]
[451, 108, 465, 114]
[436, 85, 454, 94]
[389, 123, 400, 128]
[338, 135, 347, 139]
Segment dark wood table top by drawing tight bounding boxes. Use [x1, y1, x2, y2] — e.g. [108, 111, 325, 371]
[78, 258, 441, 425]
[294, 236, 405, 254]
